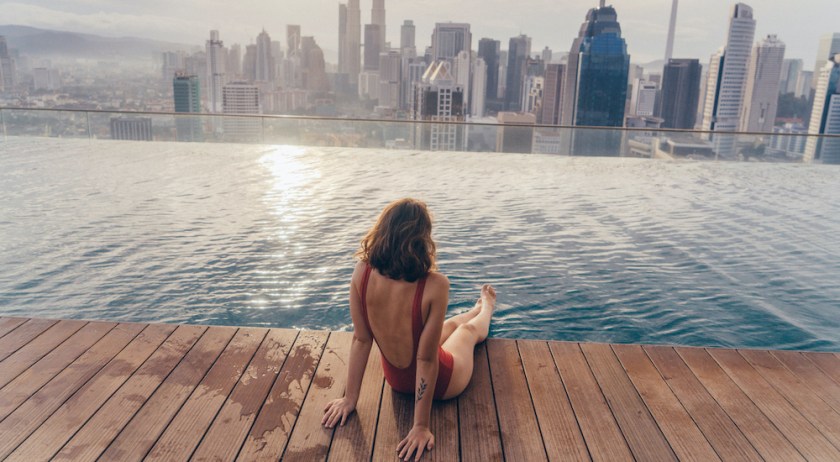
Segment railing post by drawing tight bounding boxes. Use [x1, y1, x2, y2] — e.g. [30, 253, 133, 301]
[1, 109, 6, 142]
[86, 111, 92, 141]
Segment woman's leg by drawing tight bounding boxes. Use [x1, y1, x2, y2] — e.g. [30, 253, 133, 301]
[440, 285, 496, 399]
[440, 298, 482, 345]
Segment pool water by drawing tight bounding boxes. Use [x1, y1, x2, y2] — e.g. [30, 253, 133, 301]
[1, 138, 839, 351]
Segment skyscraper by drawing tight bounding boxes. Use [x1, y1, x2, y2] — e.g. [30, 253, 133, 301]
[431, 23, 471, 63]
[372, 0, 386, 47]
[664, 0, 678, 62]
[301, 36, 329, 93]
[243, 45, 257, 82]
[471, 58, 487, 117]
[173, 73, 202, 141]
[0, 36, 16, 92]
[227, 44, 242, 78]
[338, 0, 361, 86]
[504, 35, 531, 111]
[205, 30, 226, 113]
[812, 33, 840, 89]
[364, 24, 382, 71]
[779, 59, 803, 95]
[628, 79, 658, 117]
[287, 25, 302, 57]
[657, 59, 701, 129]
[478, 39, 500, 104]
[700, 3, 756, 157]
[378, 50, 401, 109]
[222, 81, 261, 141]
[804, 55, 840, 163]
[255, 30, 274, 82]
[401, 20, 416, 51]
[740, 34, 785, 133]
[539, 63, 565, 125]
[411, 62, 466, 151]
[561, 3, 630, 127]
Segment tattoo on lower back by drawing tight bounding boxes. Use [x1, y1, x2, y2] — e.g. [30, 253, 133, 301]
[416, 378, 427, 402]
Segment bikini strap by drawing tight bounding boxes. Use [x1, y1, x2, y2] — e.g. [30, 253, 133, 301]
[359, 263, 375, 339]
[411, 275, 427, 347]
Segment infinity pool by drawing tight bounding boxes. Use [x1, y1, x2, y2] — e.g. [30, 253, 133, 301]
[1, 138, 839, 351]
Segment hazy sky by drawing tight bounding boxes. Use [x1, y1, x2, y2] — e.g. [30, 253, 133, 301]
[2, 0, 837, 68]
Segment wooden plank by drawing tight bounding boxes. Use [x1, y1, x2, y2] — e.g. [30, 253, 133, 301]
[550, 341, 633, 462]
[7, 323, 176, 460]
[487, 339, 546, 461]
[0, 319, 90, 389]
[456, 342, 503, 462]
[52, 324, 206, 462]
[0, 322, 145, 459]
[327, 342, 386, 462]
[371, 384, 413, 461]
[518, 340, 589, 461]
[773, 350, 840, 415]
[803, 352, 840, 386]
[98, 326, 237, 462]
[613, 345, 719, 462]
[190, 328, 298, 461]
[0, 318, 58, 361]
[0, 317, 28, 339]
[644, 346, 763, 461]
[428, 394, 459, 462]
[738, 349, 840, 450]
[144, 327, 268, 460]
[704, 347, 839, 460]
[282, 332, 353, 461]
[581, 343, 676, 461]
[0, 321, 114, 417]
[237, 330, 329, 461]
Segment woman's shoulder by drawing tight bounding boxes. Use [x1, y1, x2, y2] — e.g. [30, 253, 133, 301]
[425, 271, 450, 290]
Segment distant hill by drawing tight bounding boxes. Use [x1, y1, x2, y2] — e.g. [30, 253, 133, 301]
[0, 25, 195, 59]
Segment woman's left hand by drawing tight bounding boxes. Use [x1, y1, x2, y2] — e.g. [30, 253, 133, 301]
[397, 425, 435, 461]
[321, 396, 356, 428]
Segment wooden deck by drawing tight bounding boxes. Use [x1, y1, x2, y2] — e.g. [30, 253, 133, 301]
[0, 317, 839, 461]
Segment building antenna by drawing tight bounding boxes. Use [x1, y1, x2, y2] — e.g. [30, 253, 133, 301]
[665, 0, 678, 62]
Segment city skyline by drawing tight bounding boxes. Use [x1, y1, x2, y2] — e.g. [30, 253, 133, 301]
[3, 0, 836, 67]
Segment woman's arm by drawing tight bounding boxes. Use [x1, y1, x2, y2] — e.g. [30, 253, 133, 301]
[322, 262, 374, 428]
[398, 275, 448, 461]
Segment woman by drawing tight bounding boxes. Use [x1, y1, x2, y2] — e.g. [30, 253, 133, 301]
[322, 198, 496, 462]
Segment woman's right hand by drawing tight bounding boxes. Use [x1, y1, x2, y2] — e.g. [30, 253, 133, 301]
[322, 396, 356, 428]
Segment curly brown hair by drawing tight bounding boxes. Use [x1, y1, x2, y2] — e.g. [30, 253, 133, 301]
[356, 198, 437, 282]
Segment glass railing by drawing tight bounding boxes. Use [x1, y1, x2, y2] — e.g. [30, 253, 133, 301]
[1, 107, 837, 163]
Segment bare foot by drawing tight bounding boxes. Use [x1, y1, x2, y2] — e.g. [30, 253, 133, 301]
[481, 284, 496, 314]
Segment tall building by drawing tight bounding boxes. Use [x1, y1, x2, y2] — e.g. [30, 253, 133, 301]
[795, 70, 813, 98]
[561, 3, 630, 127]
[629, 79, 658, 117]
[372, 0, 386, 46]
[255, 30, 274, 82]
[542, 47, 553, 64]
[411, 61, 466, 151]
[454, 50, 472, 113]
[338, 0, 361, 86]
[471, 58, 487, 117]
[664, 0, 678, 62]
[431, 23, 471, 63]
[227, 44, 242, 79]
[287, 26, 302, 57]
[378, 50, 402, 109]
[401, 20, 416, 51]
[0, 36, 16, 92]
[812, 33, 840, 89]
[222, 82, 261, 141]
[804, 55, 840, 163]
[539, 63, 565, 124]
[478, 39, 501, 104]
[243, 44, 257, 82]
[504, 35, 531, 111]
[173, 73, 202, 141]
[779, 59, 803, 95]
[110, 117, 153, 141]
[740, 34, 785, 133]
[301, 36, 329, 93]
[161, 51, 184, 82]
[364, 25, 383, 71]
[205, 30, 226, 113]
[700, 3, 756, 157]
[521, 76, 544, 114]
[658, 59, 702, 129]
